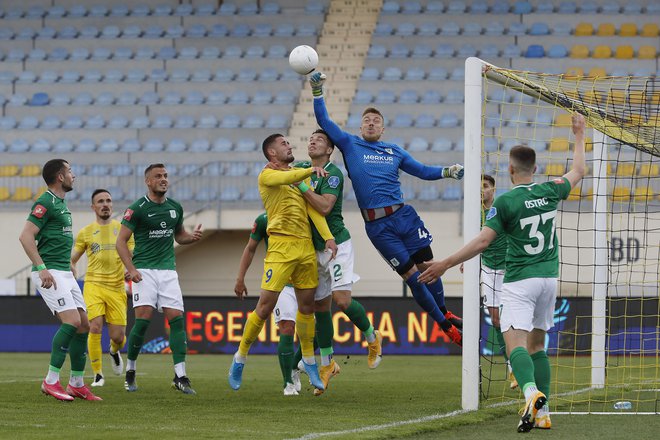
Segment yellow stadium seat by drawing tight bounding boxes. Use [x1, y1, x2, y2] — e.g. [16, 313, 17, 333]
[33, 187, 47, 200]
[619, 23, 638, 37]
[565, 67, 584, 78]
[570, 45, 589, 58]
[614, 45, 634, 59]
[549, 138, 569, 152]
[0, 165, 19, 177]
[593, 45, 612, 59]
[574, 22, 594, 36]
[554, 113, 572, 127]
[596, 23, 616, 36]
[544, 163, 566, 176]
[19, 164, 41, 177]
[638, 164, 660, 177]
[634, 186, 654, 202]
[0, 187, 10, 201]
[608, 90, 626, 105]
[616, 163, 636, 177]
[611, 186, 630, 202]
[638, 46, 657, 59]
[587, 67, 607, 78]
[585, 187, 593, 200]
[649, 93, 660, 106]
[567, 186, 581, 201]
[585, 137, 593, 152]
[641, 23, 659, 37]
[628, 91, 646, 106]
[10, 187, 33, 202]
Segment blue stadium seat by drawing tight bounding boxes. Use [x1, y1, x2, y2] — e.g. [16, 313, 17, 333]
[72, 92, 93, 105]
[76, 139, 96, 153]
[42, 116, 61, 130]
[108, 116, 128, 129]
[407, 137, 429, 152]
[195, 188, 218, 203]
[207, 91, 226, 106]
[381, 1, 400, 14]
[375, 90, 396, 104]
[152, 115, 173, 129]
[530, 22, 550, 35]
[97, 140, 119, 153]
[417, 187, 439, 201]
[438, 113, 459, 128]
[166, 25, 185, 39]
[396, 22, 416, 37]
[245, 45, 265, 58]
[237, 68, 257, 82]
[536, 1, 554, 12]
[383, 67, 403, 81]
[525, 44, 545, 58]
[89, 5, 108, 17]
[425, 1, 444, 13]
[463, 22, 482, 36]
[297, 23, 317, 37]
[445, 90, 464, 104]
[234, 138, 257, 152]
[508, 22, 527, 36]
[428, 67, 448, 81]
[274, 23, 294, 37]
[111, 164, 133, 177]
[85, 115, 106, 130]
[480, 44, 500, 58]
[398, 90, 419, 104]
[17, 71, 37, 84]
[368, 45, 387, 59]
[96, 92, 115, 106]
[131, 116, 150, 129]
[51, 93, 70, 106]
[253, 90, 272, 105]
[224, 46, 243, 58]
[104, 70, 124, 83]
[174, 115, 195, 129]
[402, 1, 422, 14]
[110, 5, 129, 17]
[361, 67, 380, 81]
[435, 44, 455, 58]
[430, 138, 452, 152]
[405, 67, 426, 81]
[53, 139, 74, 153]
[166, 139, 187, 153]
[440, 22, 460, 36]
[412, 43, 433, 58]
[19, 116, 39, 130]
[16, 28, 36, 40]
[447, 1, 466, 14]
[212, 138, 233, 152]
[418, 22, 438, 36]
[154, 4, 173, 16]
[513, 1, 533, 14]
[190, 139, 211, 152]
[231, 23, 251, 37]
[503, 44, 522, 58]
[89, 165, 111, 177]
[0, 116, 16, 130]
[391, 114, 414, 128]
[120, 139, 141, 153]
[262, 2, 280, 14]
[144, 139, 164, 153]
[8, 94, 27, 106]
[346, 114, 361, 128]
[374, 23, 393, 36]
[414, 114, 435, 128]
[28, 49, 47, 61]
[353, 90, 373, 104]
[491, 0, 510, 13]
[442, 187, 462, 200]
[139, 91, 159, 105]
[484, 137, 498, 152]
[485, 21, 505, 36]
[470, 0, 489, 13]
[243, 115, 264, 129]
[144, 25, 164, 38]
[449, 68, 464, 80]
[198, 115, 219, 128]
[265, 114, 288, 128]
[458, 44, 478, 57]
[601, 1, 620, 14]
[547, 45, 568, 58]
[8, 139, 29, 153]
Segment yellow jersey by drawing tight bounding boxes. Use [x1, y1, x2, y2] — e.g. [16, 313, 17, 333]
[258, 167, 333, 241]
[74, 219, 134, 289]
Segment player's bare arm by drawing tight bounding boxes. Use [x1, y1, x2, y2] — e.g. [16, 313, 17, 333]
[302, 190, 337, 216]
[19, 221, 56, 289]
[70, 247, 85, 279]
[234, 237, 259, 299]
[419, 227, 497, 284]
[563, 113, 587, 189]
[175, 224, 203, 245]
[116, 225, 140, 283]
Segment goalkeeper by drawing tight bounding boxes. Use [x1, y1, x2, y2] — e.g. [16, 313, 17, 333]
[310, 72, 463, 346]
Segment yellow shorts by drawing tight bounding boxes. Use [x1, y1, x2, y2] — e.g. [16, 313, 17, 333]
[83, 282, 127, 325]
[261, 236, 318, 292]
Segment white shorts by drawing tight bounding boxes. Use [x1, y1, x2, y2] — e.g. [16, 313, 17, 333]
[500, 277, 557, 333]
[31, 269, 86, 315]
[274, 285, 297, 324]
[131, 269, 184, 312]
[315, 239, 360, 301]
[481, 265, 505, 309]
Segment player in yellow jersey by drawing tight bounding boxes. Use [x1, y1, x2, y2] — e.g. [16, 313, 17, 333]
[229, 133, 337, 393]
[71, 189, 134, 387]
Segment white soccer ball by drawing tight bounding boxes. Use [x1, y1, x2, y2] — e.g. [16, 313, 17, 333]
[288, 45, 319, 75]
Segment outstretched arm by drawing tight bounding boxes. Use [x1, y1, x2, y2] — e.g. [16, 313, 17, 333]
[563, 114, 587, 189]
[400, 151, 464, 181]
[311, 72, 352, 148]
[259, 167, 314, 187]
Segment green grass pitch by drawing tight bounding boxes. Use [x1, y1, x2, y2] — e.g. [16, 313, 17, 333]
[0, 353, 656, 439]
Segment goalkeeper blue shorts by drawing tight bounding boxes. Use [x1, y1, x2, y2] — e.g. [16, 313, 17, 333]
[364, 205, 433, 272]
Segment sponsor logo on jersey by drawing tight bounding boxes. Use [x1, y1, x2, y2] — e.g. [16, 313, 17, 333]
[123, 209, 134, 221]
[524, 198, 549, 209]
[91, 242, 101, 254]
[363, 154, 394, 164]
[328, 176, 340, 189]
[170, 210, 176, 218]
[148, 213, 156, 217]
[32, 204, 47, 218]
[486, 207, 497, 220]
[160, 221, 167, 229]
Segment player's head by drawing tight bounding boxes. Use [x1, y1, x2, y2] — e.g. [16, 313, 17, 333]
[509, 145, 536, 182]
[360, 107, 385, 142]
[91, 189, 112, 220]
[42, 159, 74, 192]
[307, 129, 334, 160]
[481, 174, 495, 205]
[262, 133, 294, 164]
[144, 163, 169, 196]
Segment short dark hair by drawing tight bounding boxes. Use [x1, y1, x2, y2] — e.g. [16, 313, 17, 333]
[144, 163, 166, 176]
[262, 133, 284, 160]
[312, 128, 334, 150]
[362, 107, 384, 120]
[509, 145, 536, 174]
[42, 159, 69, 185]
[482, 174, 495, 187]
[91, 189, 110, 203]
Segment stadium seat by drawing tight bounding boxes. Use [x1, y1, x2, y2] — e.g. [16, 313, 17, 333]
[374, 90, 395, 104]
[415, 114, 435, 128]
[108, 116, 128, 129]
[421, 90, 442, 104]
[565, 66, 584, 78]
[442, 187, 462, 201]
[578, 0, 598, 13]
[8, 139, 30, 153]
[503, 44, 522, 58]
[570, 45, 589, 58]
[633, 186, 654, 202]
[638, 46, 657, 59]
[143, 139, 164, 153]
[611, 186, 630, 202]
[575, 22, 594, 36]
[508, 22, 527, 36]
[42, 116, 61, 130]
[418, 22, 438, 36]
[525, 45, 545, 58]
[549, 138, 569, 152]
[616, 163, 636, 177]
[438, 113, 459, 128]
[165, 139, 187, 153]
[593, 46, 612, 59]
[0, 165, 19, 177]
[119, 139, 140, 153]
[435, 44, 455, 58]
[615, 46, 634, 59]
[485, 21, 504, 36]
[529, 23, 550, 35]
[641, 24, 659, 37]
[11, 187, 33, 202]
[597, 23, 616, 36]
[402, 1, 422, 14]
[383, 67, 403, 81]
[619, 23, 638, 37]
[544, 163, 566, 176]
[558, 1, 577, 13]
[441, 22, 460, 36]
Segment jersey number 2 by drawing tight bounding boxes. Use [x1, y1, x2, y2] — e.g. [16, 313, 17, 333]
[519, 210, 557, 255]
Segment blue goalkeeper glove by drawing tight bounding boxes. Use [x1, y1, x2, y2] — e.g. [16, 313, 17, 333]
[442, 164, 464, 180]
[310, 72, 326, 98]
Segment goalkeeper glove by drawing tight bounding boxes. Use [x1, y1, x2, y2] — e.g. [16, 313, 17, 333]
[442, 164, 464, 180]
[310, 72, 326, 98]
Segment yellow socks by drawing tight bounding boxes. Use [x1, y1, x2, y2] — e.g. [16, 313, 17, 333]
[238, 313, 265, 357]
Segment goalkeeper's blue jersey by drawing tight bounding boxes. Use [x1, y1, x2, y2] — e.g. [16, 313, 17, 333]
[314, 97, 446, 210]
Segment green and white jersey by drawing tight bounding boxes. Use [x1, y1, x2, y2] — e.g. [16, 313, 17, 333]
[484, 177, 571, 283]
[121, 195, 184, 270]
[27, 190, 73, 271]
[250, 212, 268, 247]
[481, 206, 507, 270]
[296, 161, 350, 251]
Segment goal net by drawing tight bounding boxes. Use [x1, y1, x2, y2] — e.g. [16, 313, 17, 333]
[462, 58, 660, 415]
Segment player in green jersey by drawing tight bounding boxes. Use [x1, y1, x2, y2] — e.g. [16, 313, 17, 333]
[234, 212, 303, 396]
[294, 129, 383, 395]
[19, 159, 101, 401]
[420, 114, 586, 432]
[116, 163, 203, 395]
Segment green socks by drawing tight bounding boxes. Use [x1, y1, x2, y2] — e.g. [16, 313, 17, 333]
[49, 323, 77, 369]
[278, 334, 295, 386]
[494, 327, 508, 361]
[344, 299, 372, 334]
[69, 332, 88, 373]
[315, 311, 334, 365]
[127, 318, 150, 361]
[509, 346, 537, 392]
[530, 350, 551, 399]
[168, 316, 187, 365]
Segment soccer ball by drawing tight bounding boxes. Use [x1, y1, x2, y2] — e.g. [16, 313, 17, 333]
[288, 45, 319, 75]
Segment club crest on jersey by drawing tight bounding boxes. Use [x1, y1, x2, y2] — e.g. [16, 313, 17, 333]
[486, 207, 497, 220]
[170, 210, 176, 218]
[328, 176, 340, 189]
[384, 148, 394, 155]
[123, 209, 133, 221]
[32, 204, 47, 218]
[553, 178, 564, 184]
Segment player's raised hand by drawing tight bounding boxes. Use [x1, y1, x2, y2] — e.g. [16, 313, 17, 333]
[310, 72, 326, 97]
[234, 278, 248, 300]
[571, 113, 585, 136]
[443, 164, 464, 180]
[418, 260, 450, 284]
[325, 239, 338, 260]
[311, 166, 328, 178]
[191, 224, 203, 242]
[39, 268, 56, 290]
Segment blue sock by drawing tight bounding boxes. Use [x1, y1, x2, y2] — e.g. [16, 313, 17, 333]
[428, 278, 449, 314]
[406, 272, 447, 325]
